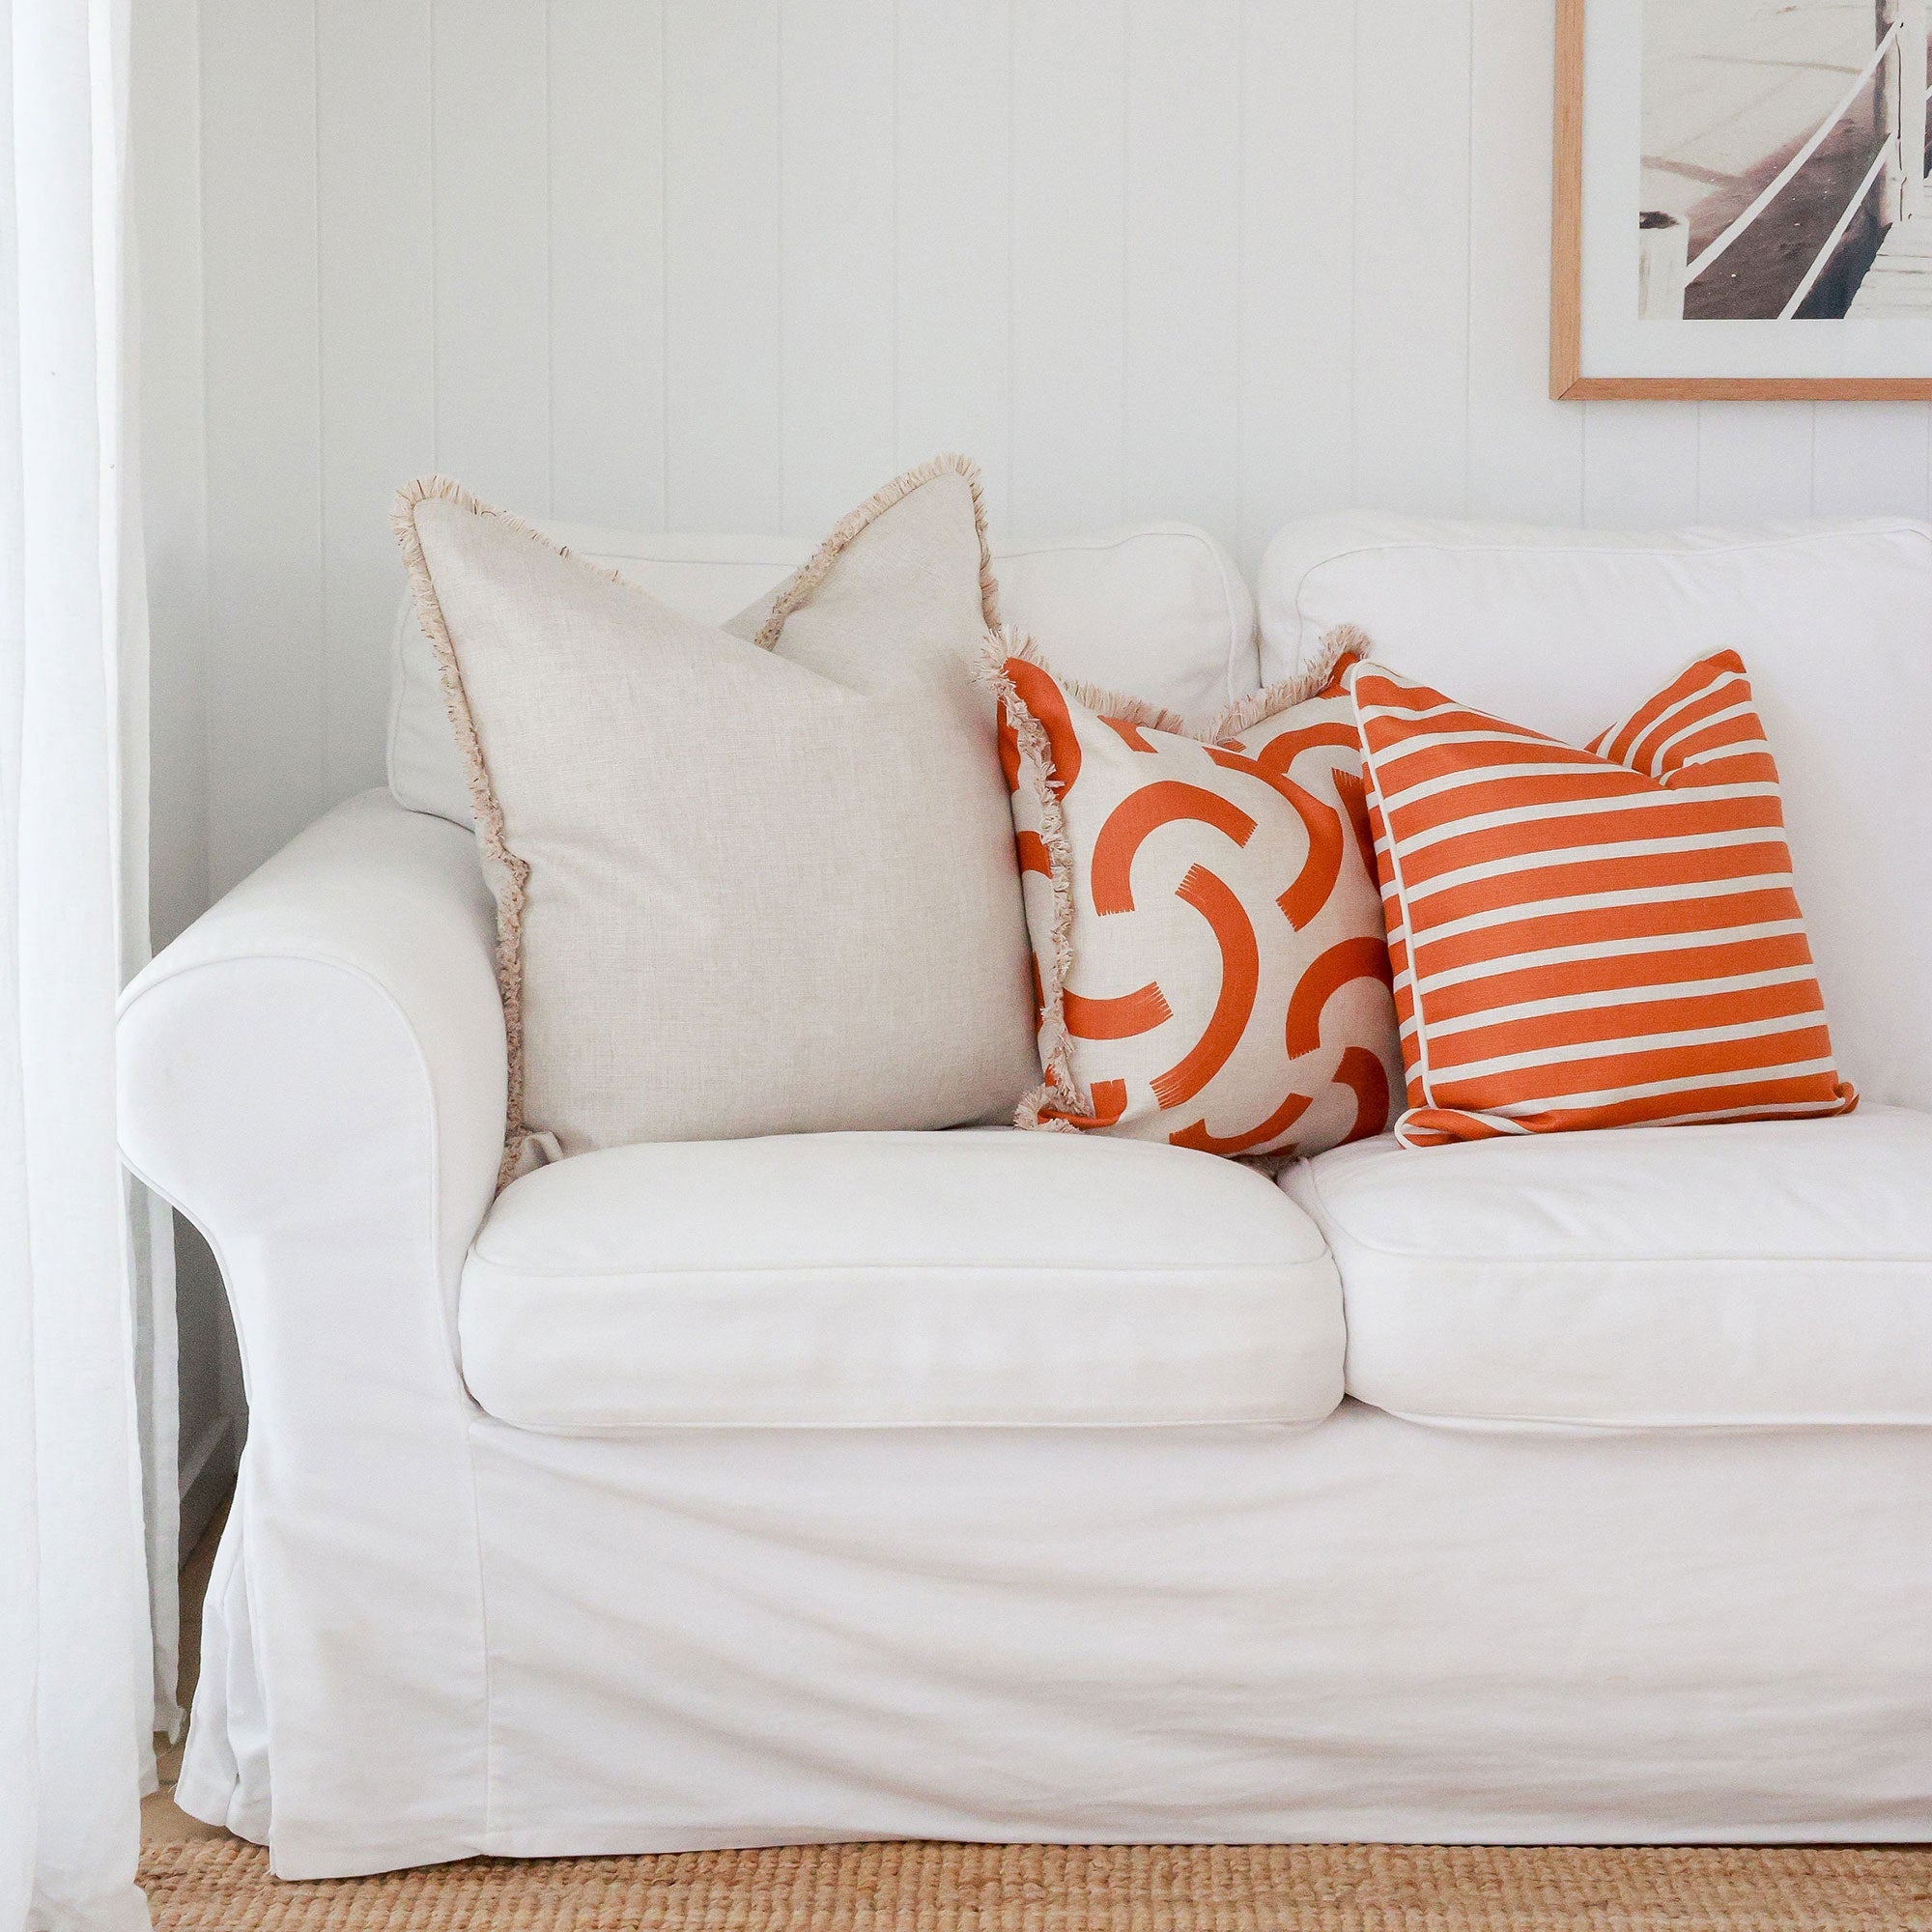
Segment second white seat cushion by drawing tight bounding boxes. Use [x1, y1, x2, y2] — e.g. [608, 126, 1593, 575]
[1284, 1105, 1932, 1428]
[459, 1128, 1342, 1430]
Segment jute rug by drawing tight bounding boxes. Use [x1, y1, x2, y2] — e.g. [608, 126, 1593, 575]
[136, 1837, 1932, 1930]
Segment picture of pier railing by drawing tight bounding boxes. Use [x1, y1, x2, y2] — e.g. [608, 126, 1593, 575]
[1640, 0, 1932, 321]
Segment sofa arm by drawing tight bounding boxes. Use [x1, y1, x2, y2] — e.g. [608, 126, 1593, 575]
[119, 787, 505, 1326]
[117, 788, 502, 1871]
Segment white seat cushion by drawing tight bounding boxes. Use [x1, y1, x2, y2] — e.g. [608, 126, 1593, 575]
[459, 1127, 1342, 1431]
[1283, 1105, 1932, 1428]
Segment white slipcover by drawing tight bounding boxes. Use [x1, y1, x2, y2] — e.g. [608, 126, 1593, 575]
[460, 1129, 1342, 1431]
[391, 521, 1260, 827]
[1286, 1109, 1932, 1428]
[120, 523, 1932, 1877]
[1257, 515, 1932, 1111]
[119, 788, 1932, 1874]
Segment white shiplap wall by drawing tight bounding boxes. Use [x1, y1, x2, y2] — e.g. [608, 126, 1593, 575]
[138, 0, 1932, 914]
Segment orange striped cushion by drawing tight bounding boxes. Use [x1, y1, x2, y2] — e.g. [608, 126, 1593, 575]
[1350, 651, 1857, 1149]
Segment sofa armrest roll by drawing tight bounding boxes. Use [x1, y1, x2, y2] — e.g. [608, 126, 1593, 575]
[116, 788, 503, 1871]
[119, 787, 505, 1330]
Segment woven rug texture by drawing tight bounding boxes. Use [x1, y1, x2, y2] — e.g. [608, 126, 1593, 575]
[135, 1837, 1932, 1931]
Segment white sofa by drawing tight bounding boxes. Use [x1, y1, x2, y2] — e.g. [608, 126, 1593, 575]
[118, 512, 1932, 1881]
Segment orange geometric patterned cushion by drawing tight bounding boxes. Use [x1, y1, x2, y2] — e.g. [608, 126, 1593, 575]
[1350, 650, 1857, 1149]
[981, 633, 1403, 1161]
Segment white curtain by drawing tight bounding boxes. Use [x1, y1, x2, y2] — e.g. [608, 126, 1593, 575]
[2, 0, 162, 1925]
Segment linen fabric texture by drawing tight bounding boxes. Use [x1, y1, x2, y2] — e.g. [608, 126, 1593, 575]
[394, 458, 1038, 1179]
[1351, 650, 1856, 1148]
[983, 635, 1402, 1160]
[388, 524, 1262, 829]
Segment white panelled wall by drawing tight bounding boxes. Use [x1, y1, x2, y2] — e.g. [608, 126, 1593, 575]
[135, 0, 1932, 913]
[127, 0, 1932, 1528]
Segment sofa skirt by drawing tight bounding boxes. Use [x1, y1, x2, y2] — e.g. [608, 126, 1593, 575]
[178, 1400, 1932, 1877]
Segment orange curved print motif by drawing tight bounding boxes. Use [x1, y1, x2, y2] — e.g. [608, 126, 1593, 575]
[1285, 935, 1394, 1060]
[1330, 1044, 1391, 1146]
[1169, 1087, 1313, 1157]
[1039, 1076, 1129, 1130]
[1102, 717, 1161, 752]
[1248, 719, 1359, 771]
[1089, 782, 1256, 915]
[1151, 866, 1260, 1110]
[996, 700, 1022, 793]
[1331, 767, 1377, 880]
[1205, 746, 1343, 931]
[1005, 655, 1083, 798]
[985, 637, 1401, 1164]
[1065, 980, 1173, 1040]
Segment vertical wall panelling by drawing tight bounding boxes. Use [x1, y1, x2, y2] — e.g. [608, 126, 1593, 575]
[664, 0, 782, 529]
[1123, 0, 1241, 539]
[1465, 0, 1582, 522]
[1810, 405, 1932, 520]
[318, 0, 435, 802]
[130, 0, 209, 947]
[156, 0, 1932, 917]
[778, 0, 897, 531]
[135, 0, 243, 1560]
[1694, 403, 1817, 525]
[1579, 402, 1701, 527]
[1350, 0, 1474, 514]
[894, 1, 1011, 507]
[197, 0, 325, 895]
[550, 0, 668, 531]
[1008, 0, 1127, 536]
[1236, 0, 1357, 570]
[432, 0, 552, 509]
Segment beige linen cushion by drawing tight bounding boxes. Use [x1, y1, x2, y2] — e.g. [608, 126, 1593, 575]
[394, 457, 1039, 1182]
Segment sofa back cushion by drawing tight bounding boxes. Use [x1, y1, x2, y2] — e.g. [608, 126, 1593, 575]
[1259, 514, 1932, 1110]
[392, 520, 1258, 827]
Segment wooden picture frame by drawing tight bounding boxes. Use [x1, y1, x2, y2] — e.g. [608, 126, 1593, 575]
[1551, 0, 1932, 399]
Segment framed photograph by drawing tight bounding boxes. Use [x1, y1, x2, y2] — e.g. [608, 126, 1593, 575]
[1552, 0, 1932, 398]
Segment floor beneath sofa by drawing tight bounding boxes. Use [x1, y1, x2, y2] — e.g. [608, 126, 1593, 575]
[138, 1514, 1932, 1928]
[142, 1498, 230, 1852]
[135, 1838, 1932, 1929]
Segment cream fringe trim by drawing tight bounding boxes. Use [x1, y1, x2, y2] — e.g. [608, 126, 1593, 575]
[396, 460, 1006, 1187]
[974, 631, 1083, 1132]
[974, 620, 1378, 1137]
[392, 474, 638, 1189]
[1204, 623, 1372, 740]
[753, 452, 1003, 650]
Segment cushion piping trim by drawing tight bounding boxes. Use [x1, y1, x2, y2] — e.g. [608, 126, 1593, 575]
[460, 1408, 1339, 1433]
[1293, 1159, 1932, 1264]
[463, 1257, 1332, 1279]
[1356, 1403, 1932, 1430]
